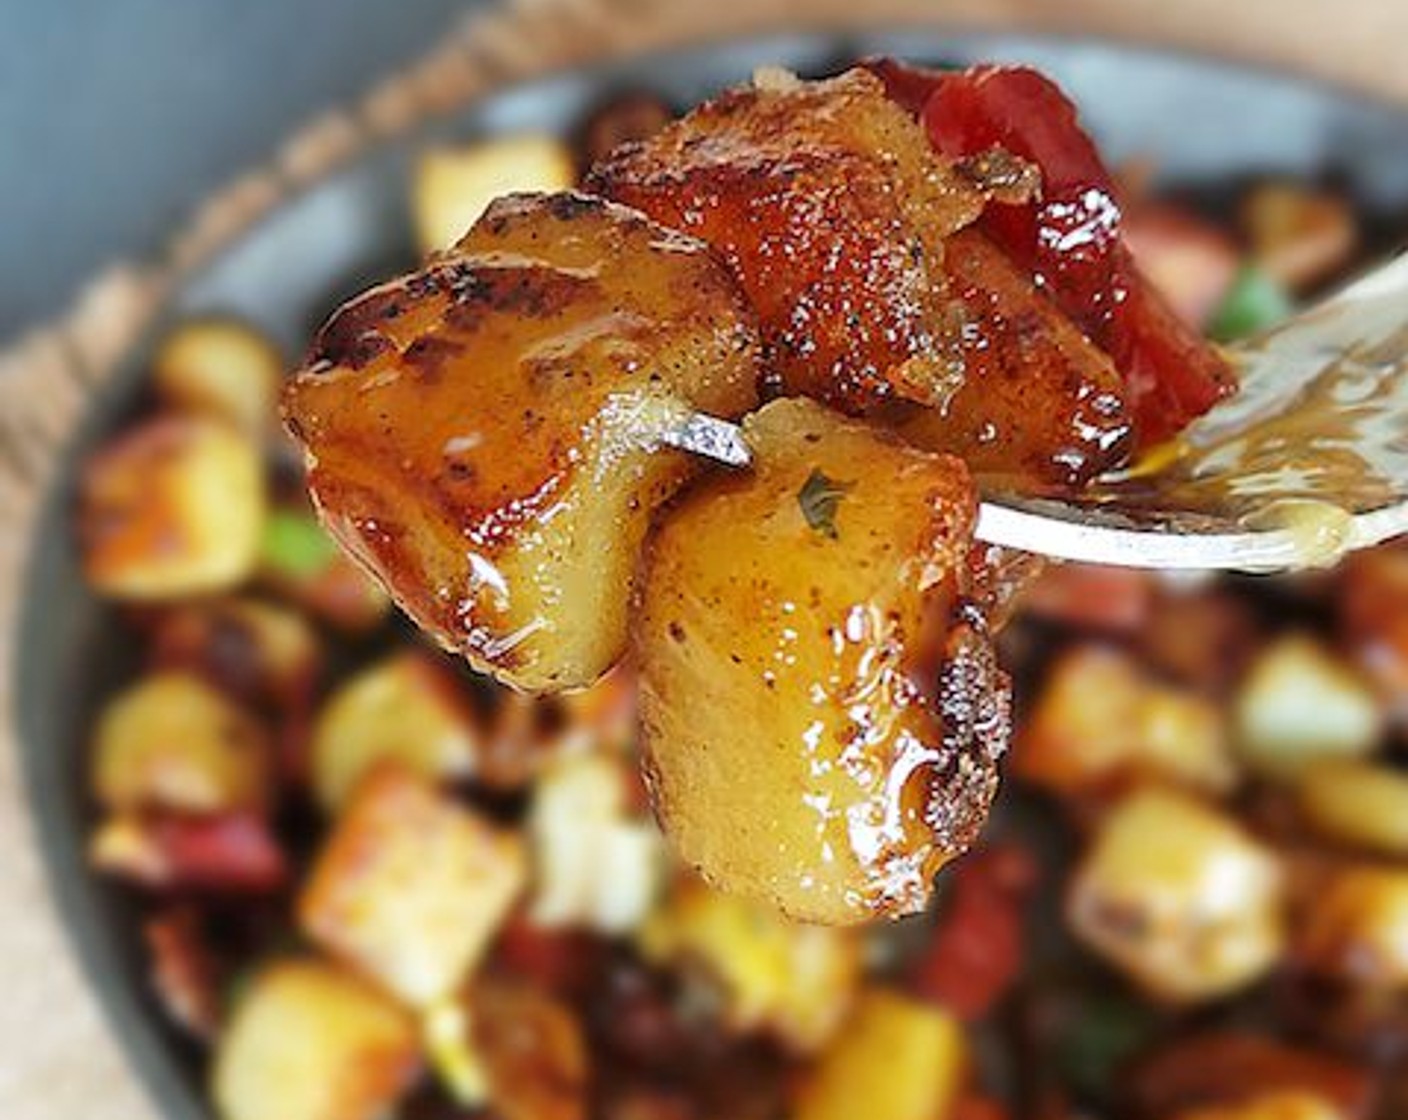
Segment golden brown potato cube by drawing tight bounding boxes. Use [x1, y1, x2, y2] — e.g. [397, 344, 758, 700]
[1172, 1092, 1351, 1120]
[284, 191, 759, 692]
[1068, 787, 1284, 1002]
[1233, 636, 1382, 779]
[311, 652, 481, 811]
[588, 69, 984, 414]
[212, 959, 420, 1120]
[1298, 760, 1408, 858]
[92, 672, 271, 814]
[153, 317, 283, 435]
[793, 989, 967, 1120]
[299, 764, 527, 1006]
[79, 415, 266, 599]
[639, 877, 861, 1052]
[1017, 645, 1235, 798]
[1297, 865, 1408, 990]
[413, 135, 575, 253]
[635, 398, 1006, 924]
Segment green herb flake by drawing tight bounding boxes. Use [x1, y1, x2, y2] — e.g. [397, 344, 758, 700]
[1208, 263, 1294, 343]
[797, 469, 854, 540]
[260, 509, 340, 579]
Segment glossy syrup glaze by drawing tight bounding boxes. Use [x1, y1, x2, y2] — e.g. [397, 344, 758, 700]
[284, 192, 760, 691]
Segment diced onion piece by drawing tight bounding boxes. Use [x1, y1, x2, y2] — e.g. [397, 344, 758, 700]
[1233, 636, 1381, 779]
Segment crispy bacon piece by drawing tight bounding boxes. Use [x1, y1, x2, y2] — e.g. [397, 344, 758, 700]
[866, 58, 1235, 446]
[591, 68, 1133, 487]
[91, 811, 288, 893]
[910, 842, 1037, 1019]
[284, 192, 759, 692]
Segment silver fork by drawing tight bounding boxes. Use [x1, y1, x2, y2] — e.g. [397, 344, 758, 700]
[665, 253, 1408, 574]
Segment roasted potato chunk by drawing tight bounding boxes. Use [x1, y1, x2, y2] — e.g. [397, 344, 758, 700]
[1068, 787, 1284, 1002]
[79, 415, 265, 599]
[299, 764, 527, 1006]
[640, 877, 861, 1052]
[1017, 644, 1235, 799]
[589, 68, 983, 414]
[1297, 760, 1408, 857]
[889, 228, 1133, 488]
[1297, 865, 1408, 989]
[153, 317, 282, 435]
[635, 398, 1006, 924]
[793, 989, 967, 1120]
[92, 672, 271, 815]
[311, 652, 481, 810]
[284, 191, 759, 691]
[212, 959, 420, 1120]
[413, 135, 576, 253]
[589, 70, 1131, 487]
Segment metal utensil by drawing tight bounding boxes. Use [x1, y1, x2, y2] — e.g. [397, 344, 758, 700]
[666, 253, 1408, 573]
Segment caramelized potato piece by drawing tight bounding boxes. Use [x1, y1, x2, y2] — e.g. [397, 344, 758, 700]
[1017, 645, 1234, 799]
[153, 317, 282, 434]
[311, 652, 481, 810]
[640, 877, 861, 1052]
[1173, 1093, 1349, 1120]
[793, 989, 967, 1120]
[413, 136, 576, 253]
[889, 229, 1132, 488]
[79, 415, 265, 599]
[590, 70, 1131, 486]
[284, 192, 759, 691]
[299, 764, 527, 1006]
[1297, 760, 1408, 857]
[588, 68, 984, 413]
[212, 959, 420, 1120]
[1068, 787, 1284, 1002]
[468, 976, 589, 1120]
[92, 672, 271, 815]
[635, 399, 1006, 924]
[1298, 865, 1408, 989]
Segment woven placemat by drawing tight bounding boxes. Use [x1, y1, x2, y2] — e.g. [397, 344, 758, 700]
[1, 1, 1405, 1116]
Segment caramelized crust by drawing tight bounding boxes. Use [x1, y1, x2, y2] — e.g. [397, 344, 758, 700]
[588, 69, 986, 413]
[889, 229, 1134, 489]
[284, 192, 759, 691]
[634, 399, 1009, 924]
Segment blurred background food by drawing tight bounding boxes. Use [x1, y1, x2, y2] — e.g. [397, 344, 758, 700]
[47, 74, 1408, 1120]
[4, 4, 1408, 1120]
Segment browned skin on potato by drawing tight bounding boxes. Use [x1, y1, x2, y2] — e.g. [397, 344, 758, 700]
[886, 228, 1134, 489]
[634, 399, 1010, 924]
[588, 70, 985, 415]
[284, 192, 759, 692]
